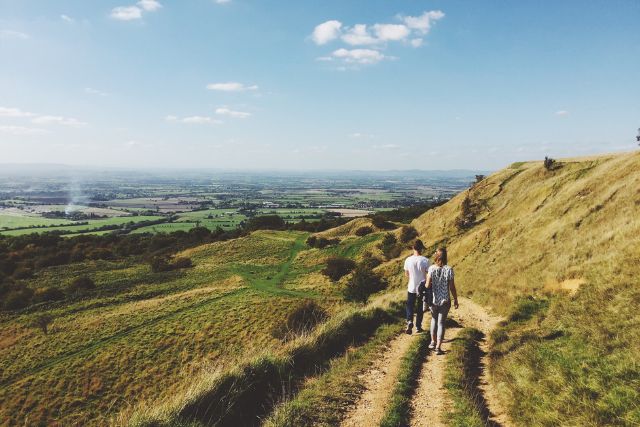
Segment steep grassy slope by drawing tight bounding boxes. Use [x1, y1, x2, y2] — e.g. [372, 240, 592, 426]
[411, 151, 640, 425]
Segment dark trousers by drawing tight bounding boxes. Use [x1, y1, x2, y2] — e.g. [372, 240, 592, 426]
[406, 292, 424, 329]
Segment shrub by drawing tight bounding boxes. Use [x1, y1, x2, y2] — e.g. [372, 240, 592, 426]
[2, 288, 33, 310]
[271, 300, 328, 340]
[371, 216, 396, 230]
[475, 174, 486, 183]
[245, 215, 286, 231]
[355, 226, 373, 236]
[150, 257, 172, 273]
[360, 251, 382, 270]
[69, 277, 96, 293]
[34, 314, 54, 335]
[306, 236, 340, 249]
[322, 257, 356, 282]
[544, 156, 556, 171]
[455, 195, 476, 230]
[379, 233, 401, 260]
[343, 266, 387, 303]
[33, 287, 65, 303]
[399, 226, 418, 243]
[173, 257, 193, 269]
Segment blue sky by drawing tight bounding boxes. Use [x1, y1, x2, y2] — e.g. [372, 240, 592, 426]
[1, 0, 638, 170]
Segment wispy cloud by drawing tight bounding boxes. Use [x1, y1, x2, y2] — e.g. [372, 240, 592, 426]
[215, 107, 251, 119]
[0, 125, 48, 136]
[373, 143, 400, 150]
[333, 48, 385, 65]
[84, 87, 110, 97]
[61, 14, 75, 23]
[0, 30, 29, 40]
[215, 0, 232, 4]
[0, 106, 86, 127]
[206, 82, 259, 92]
[110, 1, 162, 21]
[165, 115, 223, 125]
[555, 110, 569, 117]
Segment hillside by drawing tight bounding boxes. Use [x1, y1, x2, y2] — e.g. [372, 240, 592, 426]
[409, 151, 640, 425]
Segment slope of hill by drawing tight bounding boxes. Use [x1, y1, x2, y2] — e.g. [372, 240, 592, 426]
[410, 151, 640, 425]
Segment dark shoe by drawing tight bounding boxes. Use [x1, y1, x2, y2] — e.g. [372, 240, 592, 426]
[405, 322, 413, 334]
[416, 327, 424, 333]
[436, 348, 444, 355]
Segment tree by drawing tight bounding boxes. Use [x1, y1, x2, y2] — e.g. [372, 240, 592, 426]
[379, 233, 401, 260]
[34, 314, 53, 335]
[475, 174, 486, 183]
[343, 266, 387, 303]
[455, 195, 476, 230]
[544, 156, 556, 171]
[322, 256, 357, 282]
[399, 226, 418, 243]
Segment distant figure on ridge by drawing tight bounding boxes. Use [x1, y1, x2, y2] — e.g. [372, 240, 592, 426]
[404, 239, 430, 334]
[426, 247, 459, 354]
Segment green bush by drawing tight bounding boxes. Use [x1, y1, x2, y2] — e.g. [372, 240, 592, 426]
[399, 225, 418, 243]
[343, 266, 387, 303]
[33, 286, 65, 303]
[355, 226, 373, 236]
[379, 233, 401, 260]
[69, 276, 96, 293]
[322, 257, 356, 282]
[271, 300, 328, 340]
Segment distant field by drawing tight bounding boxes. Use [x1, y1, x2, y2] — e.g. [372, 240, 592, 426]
[0, 215, 164, 236]
[0, 213, 75, 229]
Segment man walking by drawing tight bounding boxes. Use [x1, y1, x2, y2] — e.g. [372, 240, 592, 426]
[404, 239, 430, 334]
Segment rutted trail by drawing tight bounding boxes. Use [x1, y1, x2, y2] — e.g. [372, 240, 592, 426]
[340, 333, 415, 427]
[339, 296, 511, 427]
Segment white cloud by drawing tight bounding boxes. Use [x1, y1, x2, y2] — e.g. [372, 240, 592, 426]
[373, 24, 410, 41]
[215, 107, 251, 119]
[332, 48, 385, 65]
[61, 14, 75, 23]
[84, 87, 109, 97]
[0, 125, 48, 136]
[138, 0, 162, 11]
[215, 0, 232, 4]
[166, 115, 223, 125]
[110, 6, 143, 21]
[206, 82, 259, 92]
[555, 110, 569, 117]
[31, 115, 87, 127]
[349, 132, 375, 139]
[341, 24, 378, 46]
[311, 20, 342, 45]
[402, 10, 445, 34]
[410, 38, 423, 48]
[0, 30, 29, 40]
[0, 107, 36, 118]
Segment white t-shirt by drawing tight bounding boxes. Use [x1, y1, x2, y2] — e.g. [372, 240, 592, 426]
[404, 254, 430, 293]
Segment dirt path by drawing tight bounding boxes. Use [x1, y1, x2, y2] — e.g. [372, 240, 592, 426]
[340, 332, 415, 427]
[410, 325, 462, 426]
[451, 296, 512, 427]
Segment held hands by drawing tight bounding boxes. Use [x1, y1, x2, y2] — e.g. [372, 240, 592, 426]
[454, 300, 459, 309]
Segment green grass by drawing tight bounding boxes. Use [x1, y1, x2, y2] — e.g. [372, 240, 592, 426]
[0, 215, 163, 236]
[263, 323, 401, 427]
[379, 332, 430, 427]
[0, 213, 75, 229]
[443, 328, 487, 427]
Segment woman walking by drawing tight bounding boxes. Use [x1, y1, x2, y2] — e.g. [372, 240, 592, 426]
[426, 247, 458, 354]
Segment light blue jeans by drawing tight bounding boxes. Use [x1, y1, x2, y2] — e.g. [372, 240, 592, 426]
[430, 301, 451, 342]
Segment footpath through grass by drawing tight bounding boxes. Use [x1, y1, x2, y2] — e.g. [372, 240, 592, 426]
[378, 332, 430, 427]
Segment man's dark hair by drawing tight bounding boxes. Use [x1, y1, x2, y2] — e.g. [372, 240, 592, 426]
[413, 239, 425, 253]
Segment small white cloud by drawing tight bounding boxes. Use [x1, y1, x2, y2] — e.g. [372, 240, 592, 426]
[164, 115, 178, 121]
[373, 24, 410, 42]
[31, 115, 87, 127]
[110, 6, 143, 21]
[215, 107, 251, 119]
[316, 56, 334, 62]
[555, 110, 569, 117]
[137, 0, 162, 11]
[410, 38, 423, 48]
[167, 115, 223, 125]
[206, 82, 259, 92]
[341, 24, 378, 46]
[0, 125, 48, 136]
[349, 132, 375, 139]
[0, 30, 29, 40]
[333, 48, 385, 65]
[84, 87, 109, 97]
[403, 10, 445, 34]
[312, 20, 343, 45]
[61, 14, 75, 23]
[0, 107, 36, 118]
[215, 0, 232, 4]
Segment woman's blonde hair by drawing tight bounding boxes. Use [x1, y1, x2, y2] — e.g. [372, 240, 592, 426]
[434, 247, 448, 266]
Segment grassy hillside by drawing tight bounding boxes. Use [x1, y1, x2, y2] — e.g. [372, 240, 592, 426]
[0, 229, 384, 426]
[411, 151, 640, 425]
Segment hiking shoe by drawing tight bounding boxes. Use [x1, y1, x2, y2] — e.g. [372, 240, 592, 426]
[428, 341, 436, 349]
[416, 327, 424, 333]
[436, 348, 444, 355]
[405, 322, 413, 334]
